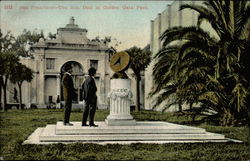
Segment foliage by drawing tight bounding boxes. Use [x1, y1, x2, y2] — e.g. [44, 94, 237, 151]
[126, 45, 152, 111]
[47, 32, 56, 40]
[12, 29, 44, 57]
[0, 51, 19, 111]
[126, 45, 152, 77]
[0, 30, 34, 111]
[0, 109, 249, 160]
[9, 63, 34, 109]
[0, 30, 18, 77]
[9, 62, 33, 86]
[150, 27, 217, 112]
[151, 0, 250, 126]
[0, 30, 17, 109]
[0, 30, 16, 53]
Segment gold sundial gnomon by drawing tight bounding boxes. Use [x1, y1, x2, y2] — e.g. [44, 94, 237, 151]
[110, 51, 130, 72]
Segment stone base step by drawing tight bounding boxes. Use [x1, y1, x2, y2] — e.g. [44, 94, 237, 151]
[23, 121, 242, 144]
[23, 127, 241, 144]
[55, 121, 206, 135]
[40, 125, 226, 142]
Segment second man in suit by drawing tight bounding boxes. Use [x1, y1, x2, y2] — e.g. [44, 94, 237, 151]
[82, 67, 98, 127]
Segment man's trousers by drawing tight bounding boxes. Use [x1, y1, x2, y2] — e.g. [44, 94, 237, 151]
[64, 99, 72, 123]
[82, 102, 96, 125]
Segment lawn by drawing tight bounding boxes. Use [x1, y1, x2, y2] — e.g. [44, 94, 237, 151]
[0, 109, 249, 160]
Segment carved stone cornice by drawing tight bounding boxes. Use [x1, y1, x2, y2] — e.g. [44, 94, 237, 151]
[108, 89, 133, 100]
[57, 27, 88, 32]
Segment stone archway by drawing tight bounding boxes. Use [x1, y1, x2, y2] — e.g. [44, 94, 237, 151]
[60, 61, 85, 102]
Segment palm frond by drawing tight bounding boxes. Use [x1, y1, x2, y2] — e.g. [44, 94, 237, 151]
[161, 26, 218, 48]
[235, 2, 250, 38]
[154, 45, 181, 59]
[198, 91, 220, 105]
[151, 84, 178, 109]
[180, 3, 226, 37]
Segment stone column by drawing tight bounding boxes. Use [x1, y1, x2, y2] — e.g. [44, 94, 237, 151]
[37, 55, 45, 106]
[105, 79, 136, 126]
[56, 74, 61, 108]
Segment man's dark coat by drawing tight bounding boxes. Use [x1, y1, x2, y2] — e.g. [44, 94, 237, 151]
[82, 76, 97, 106]
[82, 75, 97, 125]
[62, 72, 76, 123]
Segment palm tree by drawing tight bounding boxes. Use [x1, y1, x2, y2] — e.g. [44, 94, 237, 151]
[152, 0, 250, 125]
[126, 46, 151, 112]
[150, 45, 182, 111]
[181, 0, 250, 125]
[151, 27, 217, 111]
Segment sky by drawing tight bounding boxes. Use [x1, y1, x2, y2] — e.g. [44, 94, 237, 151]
[0, 1, 172, 51]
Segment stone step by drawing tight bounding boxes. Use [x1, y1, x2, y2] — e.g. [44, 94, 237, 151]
[39, 124, 226, 142]
[55, 121, 206, 135]
[24, 126, 241, 144]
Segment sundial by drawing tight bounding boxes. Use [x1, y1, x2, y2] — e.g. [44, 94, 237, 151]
[110, 51, 130, 72]
[110, 51, 130, 79]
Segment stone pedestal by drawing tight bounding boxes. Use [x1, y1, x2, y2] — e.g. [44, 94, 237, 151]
[105, 79, 136, 126]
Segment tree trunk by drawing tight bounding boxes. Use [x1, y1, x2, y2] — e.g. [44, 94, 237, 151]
[247, 94, 250, 126]
[135, 75, 141, 112]
[3, 76, 8, 112]
[189, 101, 193, 110]
[0, 76, 3, 110]
[178, 101, 182, 112]
[220, 108, 236, 126]
[18, 83, 22, 110]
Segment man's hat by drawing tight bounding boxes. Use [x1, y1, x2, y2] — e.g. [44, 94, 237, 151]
[88, 67, 96, 75]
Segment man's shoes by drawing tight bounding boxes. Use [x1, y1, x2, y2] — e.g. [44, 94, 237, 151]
[89, 124, 98, 127]
[64, 122, 73, 126]
[82, 124, 89, 126]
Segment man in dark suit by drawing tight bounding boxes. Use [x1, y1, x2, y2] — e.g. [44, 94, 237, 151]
[62, 64, 76, 126]
[82, 67, 98, 127]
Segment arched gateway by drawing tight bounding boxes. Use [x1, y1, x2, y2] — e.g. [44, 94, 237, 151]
[17, 17, 113, 108]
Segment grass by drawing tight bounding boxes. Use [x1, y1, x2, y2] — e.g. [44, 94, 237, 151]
[0, 109, 249, 160]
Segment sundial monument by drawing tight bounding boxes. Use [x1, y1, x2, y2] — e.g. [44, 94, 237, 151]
[105, 51, 136, 126]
